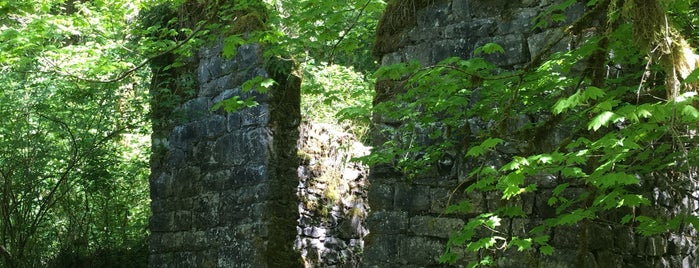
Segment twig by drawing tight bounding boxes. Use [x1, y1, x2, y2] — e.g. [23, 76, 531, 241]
[50, 25, 203, 84]
[328, 0, 372, 63]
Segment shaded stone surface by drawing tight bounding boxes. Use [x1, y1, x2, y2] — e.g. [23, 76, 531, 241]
[367, 0, 699, 267]
[149, 40, 302, 267]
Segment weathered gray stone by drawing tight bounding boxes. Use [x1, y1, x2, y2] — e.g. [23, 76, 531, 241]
[644, 236, 669, 257]
[476, 34, 528, 66]
[217, 242, 260, 268]
[150, 22, 301, 267]
[451, 0, 471, 21]
[471, 0, 508, 18]
[394, 183, 431, 212]
[294, 123, 370, 267]
[367, 211, 408, 235]
[416, 2, 451, 28]
[587, 223, 613, 251]
[368, 1, 699, 264]
[527, 28, 567, 61]
[192, 193, 220, 229]
[409, 216, 464, 238]
[403, 43, 433, 65]
[613, 226, 636, 253]
[368, 182, 394, 211]
[169, 123, 198, 150]
[149, 211, 174, 232]
[148, 253, 172, 268]
[595, 251, 623, 268]
[432, 39, 472, 63]
[381, 52, 403, 66]
[540, 249, 596, 268]
[497, 8, 538, 35]
[177, 97, 210, 123]
[173, 167, 200, 197]
[150, 172, 174, 198]
[363, 234, 399, 264]
[201, 115, 226, 139]
[398, 236, 445, 266]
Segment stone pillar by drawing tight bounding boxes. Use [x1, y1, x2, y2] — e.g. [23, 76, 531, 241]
[148, 39, 301, 267]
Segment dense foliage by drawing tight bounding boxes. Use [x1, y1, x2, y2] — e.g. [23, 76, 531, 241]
[366, 0, 699, 266]
[0, 0, 151, 267]
[4, 0, 699, 267]
[217, 0, 382, 136]
[0, 0, 382, 266]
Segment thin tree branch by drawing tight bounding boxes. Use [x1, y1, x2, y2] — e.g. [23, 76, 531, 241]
[0, 245, 11, 265]
[49, 25, 203, 84]
[328, 0, 372, 63]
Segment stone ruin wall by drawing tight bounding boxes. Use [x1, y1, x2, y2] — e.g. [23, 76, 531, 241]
[147, 0, 699, 267]
[148, 40, 302, 267]
[147, 25, 370, 268]
[366, 0, 699, 267]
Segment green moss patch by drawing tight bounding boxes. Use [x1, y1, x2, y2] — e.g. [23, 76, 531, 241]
[373, 0, 445, 58]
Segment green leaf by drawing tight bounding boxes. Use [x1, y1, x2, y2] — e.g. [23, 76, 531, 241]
[682, 104, 699, 119]
[588, 111, 617, 131]
[617, 194, 649, 208]
[551, 13, 566, 22]
[636, 216, 667, 236]
[621, 214, 634, 224]
[259, 78, 277, 90]
[553, 92, 580, 114]
[211, 96, 259, 113]
[501, 156, 530, 171]
[552, 183, 569, 196]
[562, 167, 586, 178]
[593, 172, 639, 189]
[242, 76, 273, 93]
[446, 200, 472, 214]
[467, 237, 497, 251]
[548, 197, 558, 206]
[474, 42, 505, 55]
[466, 146, 484, 158]
[686, 215, 699, 229]
[510, 237, 533, 251]
[540, 245, 554, 255]
[555, 209, 593, 225]
[684, 68, 699, 84]
[500, 205, 526, 217]
[466, 138, 504, 157]
[553, 86, 605, 114]
[582, 86, 605, 100]
[222, 35, 246, 58]
[439, 251, 459, 264]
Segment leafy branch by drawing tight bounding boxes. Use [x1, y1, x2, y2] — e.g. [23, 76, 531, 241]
[45, 25, 204, 84]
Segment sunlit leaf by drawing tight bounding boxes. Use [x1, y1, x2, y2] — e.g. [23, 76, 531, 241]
[588, 111, 616, 131]
[474, 42, 505, 55]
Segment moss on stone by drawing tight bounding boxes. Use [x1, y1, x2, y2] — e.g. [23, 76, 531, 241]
[264, 54, 303, 267]
[373, 0, 447, 58]
[229, 12, 267, 35]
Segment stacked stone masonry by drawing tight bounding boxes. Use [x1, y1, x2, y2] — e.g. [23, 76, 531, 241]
[147, 40, 370, 267]
[149, 41, 301, 267]
[366, 0, 699, 267]
[296, 123, 370, 267]
[147, 0, 699, 267]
